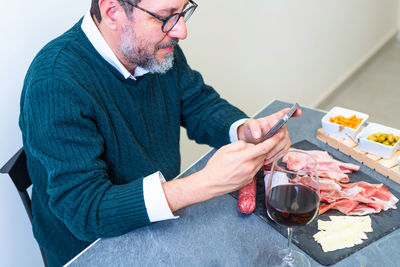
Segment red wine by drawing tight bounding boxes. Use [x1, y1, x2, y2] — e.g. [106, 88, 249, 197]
[266, 184, 319, 227]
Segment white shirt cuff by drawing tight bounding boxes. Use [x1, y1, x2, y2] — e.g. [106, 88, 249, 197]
[143, 171, 179, 222]
[229, 118, 248, 143]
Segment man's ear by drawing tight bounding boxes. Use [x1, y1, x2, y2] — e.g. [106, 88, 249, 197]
[98, 0, 124, 30]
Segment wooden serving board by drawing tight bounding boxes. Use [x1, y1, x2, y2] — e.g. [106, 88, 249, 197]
[316, 128, 400, 184]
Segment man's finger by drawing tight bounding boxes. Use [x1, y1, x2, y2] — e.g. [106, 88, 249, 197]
[292, 108, 302, 117]
[272, 107, 302, 121]
[242, 130, 284, 159]
[265, 128, 290, 159]
[223, 140, 251, 152]
[245, 118, 262, 139]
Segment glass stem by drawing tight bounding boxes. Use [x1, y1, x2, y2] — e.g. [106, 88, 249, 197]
[283, 227, 294, 263]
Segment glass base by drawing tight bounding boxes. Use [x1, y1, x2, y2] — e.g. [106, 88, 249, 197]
[267, 248, 311, 267]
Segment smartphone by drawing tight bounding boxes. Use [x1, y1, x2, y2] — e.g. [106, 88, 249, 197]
[258, 103, 299, 143]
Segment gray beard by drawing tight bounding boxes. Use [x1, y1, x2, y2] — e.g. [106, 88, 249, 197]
[120, 24, 176, 74]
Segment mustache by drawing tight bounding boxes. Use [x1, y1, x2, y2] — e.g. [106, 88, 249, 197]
[156, 38, 179, 50]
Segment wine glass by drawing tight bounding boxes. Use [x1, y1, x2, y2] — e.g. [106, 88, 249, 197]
[265, 149, 319, 267]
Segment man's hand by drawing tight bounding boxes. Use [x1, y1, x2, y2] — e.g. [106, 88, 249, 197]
[199, 138, 280, 195]
[161, 108, 302, 213]
[162, 132, 285, 212]
[237, 107, 302, 162]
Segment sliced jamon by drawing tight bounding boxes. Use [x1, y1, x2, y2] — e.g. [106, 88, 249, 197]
[319, 186, 364, 203]
[282, 149, 359, 183]
[320, 181, 399, 215]
[319, 178, 342, 191]
[318, 171, 350, 183]
[314, 160, 360, 173]
[340, 181, 383, 190]
[319, 200, 359, 215]
[320, 191, 344, 203]
[293, 176, 341, 191]
[341, 182, 399, 210]
[347, 204, 382, 216]
[370, 193, 398, 210]
[283, 151, 315, 171]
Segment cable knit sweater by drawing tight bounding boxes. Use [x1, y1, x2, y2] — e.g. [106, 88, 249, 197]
[19, 19, 247, 266]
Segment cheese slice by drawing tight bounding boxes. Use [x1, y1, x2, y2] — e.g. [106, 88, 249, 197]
[313, 215, 373, 252]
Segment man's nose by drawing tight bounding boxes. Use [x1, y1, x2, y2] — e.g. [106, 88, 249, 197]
[167, 17, 188, 40]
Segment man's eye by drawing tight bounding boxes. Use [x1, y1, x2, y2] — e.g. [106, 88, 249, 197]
[149, 16, 165, 24]
[156, 12, 171, 19]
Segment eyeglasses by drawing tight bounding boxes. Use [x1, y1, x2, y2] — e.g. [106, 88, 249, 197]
[122, 0, 198, 33]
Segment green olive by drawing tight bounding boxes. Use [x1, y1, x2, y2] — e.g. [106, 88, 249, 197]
[395, 136, 400, 142]
[377, 136, 386, 143]
[368, 135, 378, 142]
[382, 141, 390, 146]
[387, 134, 394, 143]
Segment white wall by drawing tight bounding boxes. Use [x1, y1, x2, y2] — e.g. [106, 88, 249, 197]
[181, 0, 398, 112]
[179, 0, 399, 169]
[398, 0, 400, 39]
[0, 1, 89, 266]
[0, 1, 398, 266]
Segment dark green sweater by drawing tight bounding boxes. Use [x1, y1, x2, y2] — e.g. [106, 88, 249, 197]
[19, 19, 247, 266]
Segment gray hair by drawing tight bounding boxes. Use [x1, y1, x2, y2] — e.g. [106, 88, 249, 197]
[90, 0, 141, 23]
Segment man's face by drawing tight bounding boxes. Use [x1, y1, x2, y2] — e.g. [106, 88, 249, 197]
[118, 0, 188, 74]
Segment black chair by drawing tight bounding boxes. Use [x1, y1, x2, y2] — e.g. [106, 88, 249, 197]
[1, 148, 48, 267]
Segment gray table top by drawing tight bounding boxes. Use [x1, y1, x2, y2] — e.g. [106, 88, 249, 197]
[67, 100, 400, 267]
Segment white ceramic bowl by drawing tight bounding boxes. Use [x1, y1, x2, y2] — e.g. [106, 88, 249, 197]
[356, 122, 400, 159]
[321, 106, 369, 138]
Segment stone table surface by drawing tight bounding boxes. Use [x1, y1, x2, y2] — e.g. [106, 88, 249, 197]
[66, 100, 400, 267]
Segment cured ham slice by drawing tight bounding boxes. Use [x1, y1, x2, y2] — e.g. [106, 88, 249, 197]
[282, 149, 359, 183]
[319, 178, 342, 191]
[347, 204, 382, 216]
[341, 182, 399, 210]
[317, 171, 350, 183]
[319, 200, 359, 215]
[317, 181, 399, 215]
[340, 181, 382, 189]
[318, 182, 398, 215]
[293, 176, 341, 191]
[340, 182, 395, 202]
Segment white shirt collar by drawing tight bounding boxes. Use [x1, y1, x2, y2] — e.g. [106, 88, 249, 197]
[81, 11, 149, 80]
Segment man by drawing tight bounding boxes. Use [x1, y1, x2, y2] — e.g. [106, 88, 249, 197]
[19, 0, 300, 266]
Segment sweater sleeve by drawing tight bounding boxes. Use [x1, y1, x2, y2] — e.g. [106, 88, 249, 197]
[21, 78, 150, 241]
[174, 46, 249, 148]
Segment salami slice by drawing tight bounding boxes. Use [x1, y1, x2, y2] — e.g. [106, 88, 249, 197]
[238, 176, 257, 214]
